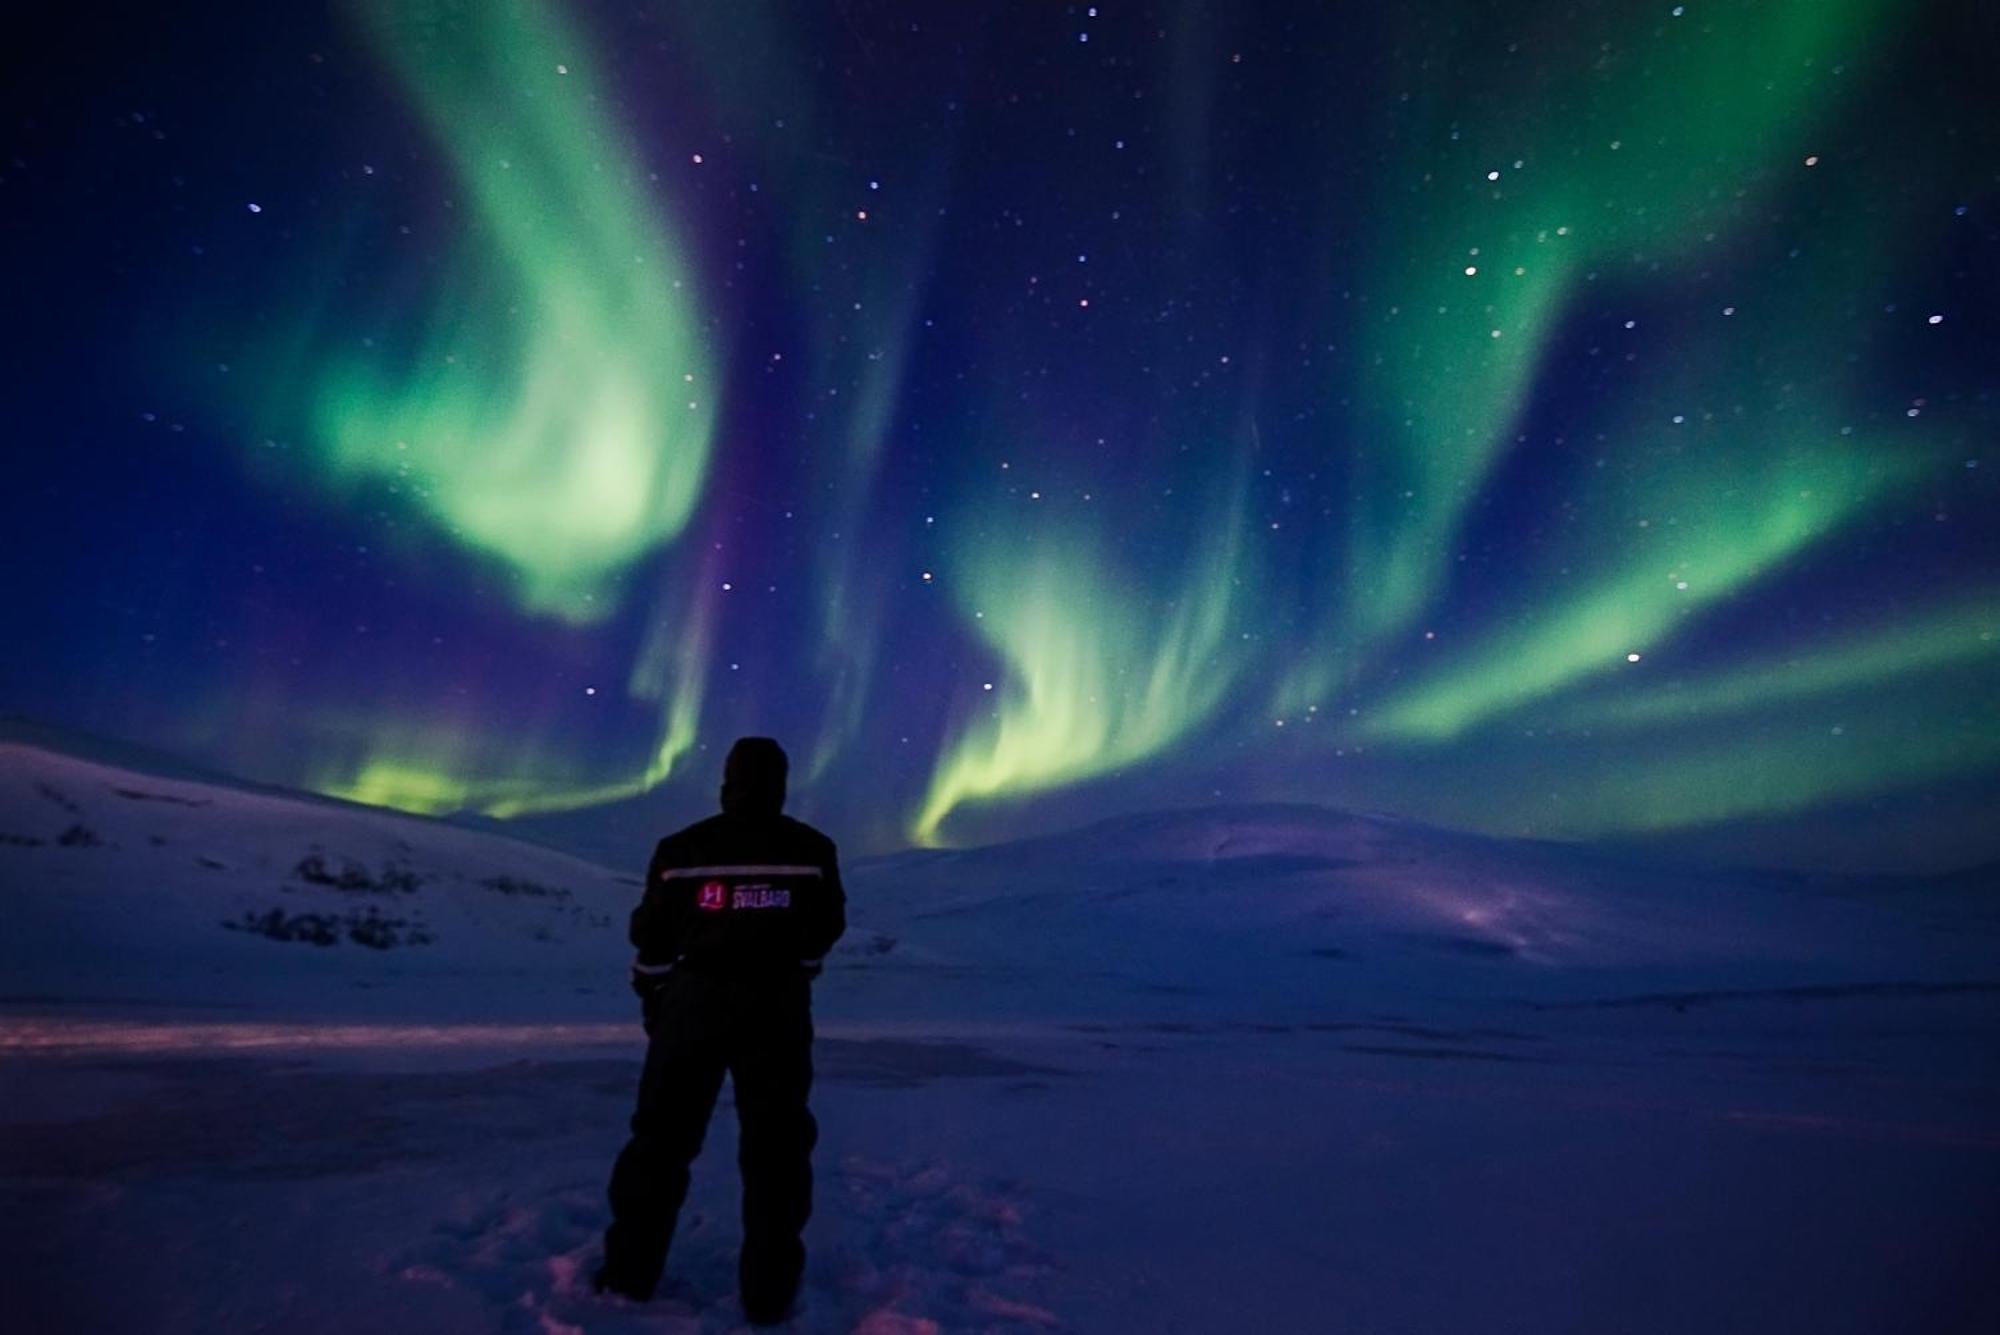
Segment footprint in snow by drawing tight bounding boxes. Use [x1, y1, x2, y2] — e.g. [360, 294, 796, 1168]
[389, 1158, 1058, 1332]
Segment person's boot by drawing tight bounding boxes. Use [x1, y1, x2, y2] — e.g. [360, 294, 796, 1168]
[739, 1238, 804, 1325]
[593, 1262, 657, 1301]
[594, 1225, 667, 1302]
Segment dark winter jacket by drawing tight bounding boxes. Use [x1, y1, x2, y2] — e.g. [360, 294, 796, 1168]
[629, 811, 846, 981]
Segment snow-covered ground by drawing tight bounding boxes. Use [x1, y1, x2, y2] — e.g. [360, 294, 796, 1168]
[2, 740, 1996, 1332]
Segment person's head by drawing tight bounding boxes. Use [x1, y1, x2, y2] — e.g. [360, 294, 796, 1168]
[720, 736, 788, 816]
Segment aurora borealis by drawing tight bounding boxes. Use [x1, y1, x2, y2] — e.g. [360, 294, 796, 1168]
[4, 0, 1996, 871]
[320, 0, 718, 625]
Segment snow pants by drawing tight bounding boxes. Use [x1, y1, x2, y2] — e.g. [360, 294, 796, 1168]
[602, 968, 817, 1305]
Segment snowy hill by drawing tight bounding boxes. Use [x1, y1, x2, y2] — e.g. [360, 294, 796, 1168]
[2, 740, 1991, 1026]
[0, 741, 636, 1019]
[840, 802, 1998, 1024]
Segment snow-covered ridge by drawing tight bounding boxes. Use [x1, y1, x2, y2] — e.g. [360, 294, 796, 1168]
[851, 799, 1997, 989]
[0, 742, 635, 1014]
[3, 738, 1992, 1024]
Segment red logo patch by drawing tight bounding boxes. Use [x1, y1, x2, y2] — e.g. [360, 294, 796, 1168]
[697, 880, 729, 911]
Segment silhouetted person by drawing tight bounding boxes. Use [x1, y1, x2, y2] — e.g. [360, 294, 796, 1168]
[595, 737, 846, 1323]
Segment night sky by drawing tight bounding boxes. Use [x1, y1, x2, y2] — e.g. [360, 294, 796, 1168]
[5, 1, 1997, 873]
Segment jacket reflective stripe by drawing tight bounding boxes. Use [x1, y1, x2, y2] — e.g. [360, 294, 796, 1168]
[657, 864, 825, 881]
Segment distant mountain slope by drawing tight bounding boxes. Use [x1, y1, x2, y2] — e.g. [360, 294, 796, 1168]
[3, 740, 1991, 1024]
[0, 743, 635, 1016]
[846, 803, 1999, 1009]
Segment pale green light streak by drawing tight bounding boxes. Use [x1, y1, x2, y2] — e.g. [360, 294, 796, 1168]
[1343, 0, 1891, 650]
[1518, 692, 2000, 837]
[1351, 669, 2000, 845]
[804, 284, 929, 783]
[1537, 596, 2000, 735]
[913, 484, 1252, 845]
[329, 676, 701, 816]
[1359, 434, 1929, 743]
[642, 0, 940, 781]
[312, 584, 712, 818]
[317, 0, 715, 622]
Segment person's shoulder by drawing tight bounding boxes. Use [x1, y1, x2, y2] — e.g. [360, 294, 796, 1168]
[655, 814, 729, 856]
[776, 815, 838, 859]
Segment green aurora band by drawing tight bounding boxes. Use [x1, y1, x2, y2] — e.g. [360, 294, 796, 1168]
[311, 574, 716, 819]
[1478, 676, 1998, 838]
[1349, 24, 1947, 759]
[1536, 595, 2000, 737]
[273, 0, 717, 815]
[317, 0, 716, 625]
[1327, 0, 1893, 682]
[913, 475, 1254, 845]
[1357, 423, 1933, 744]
